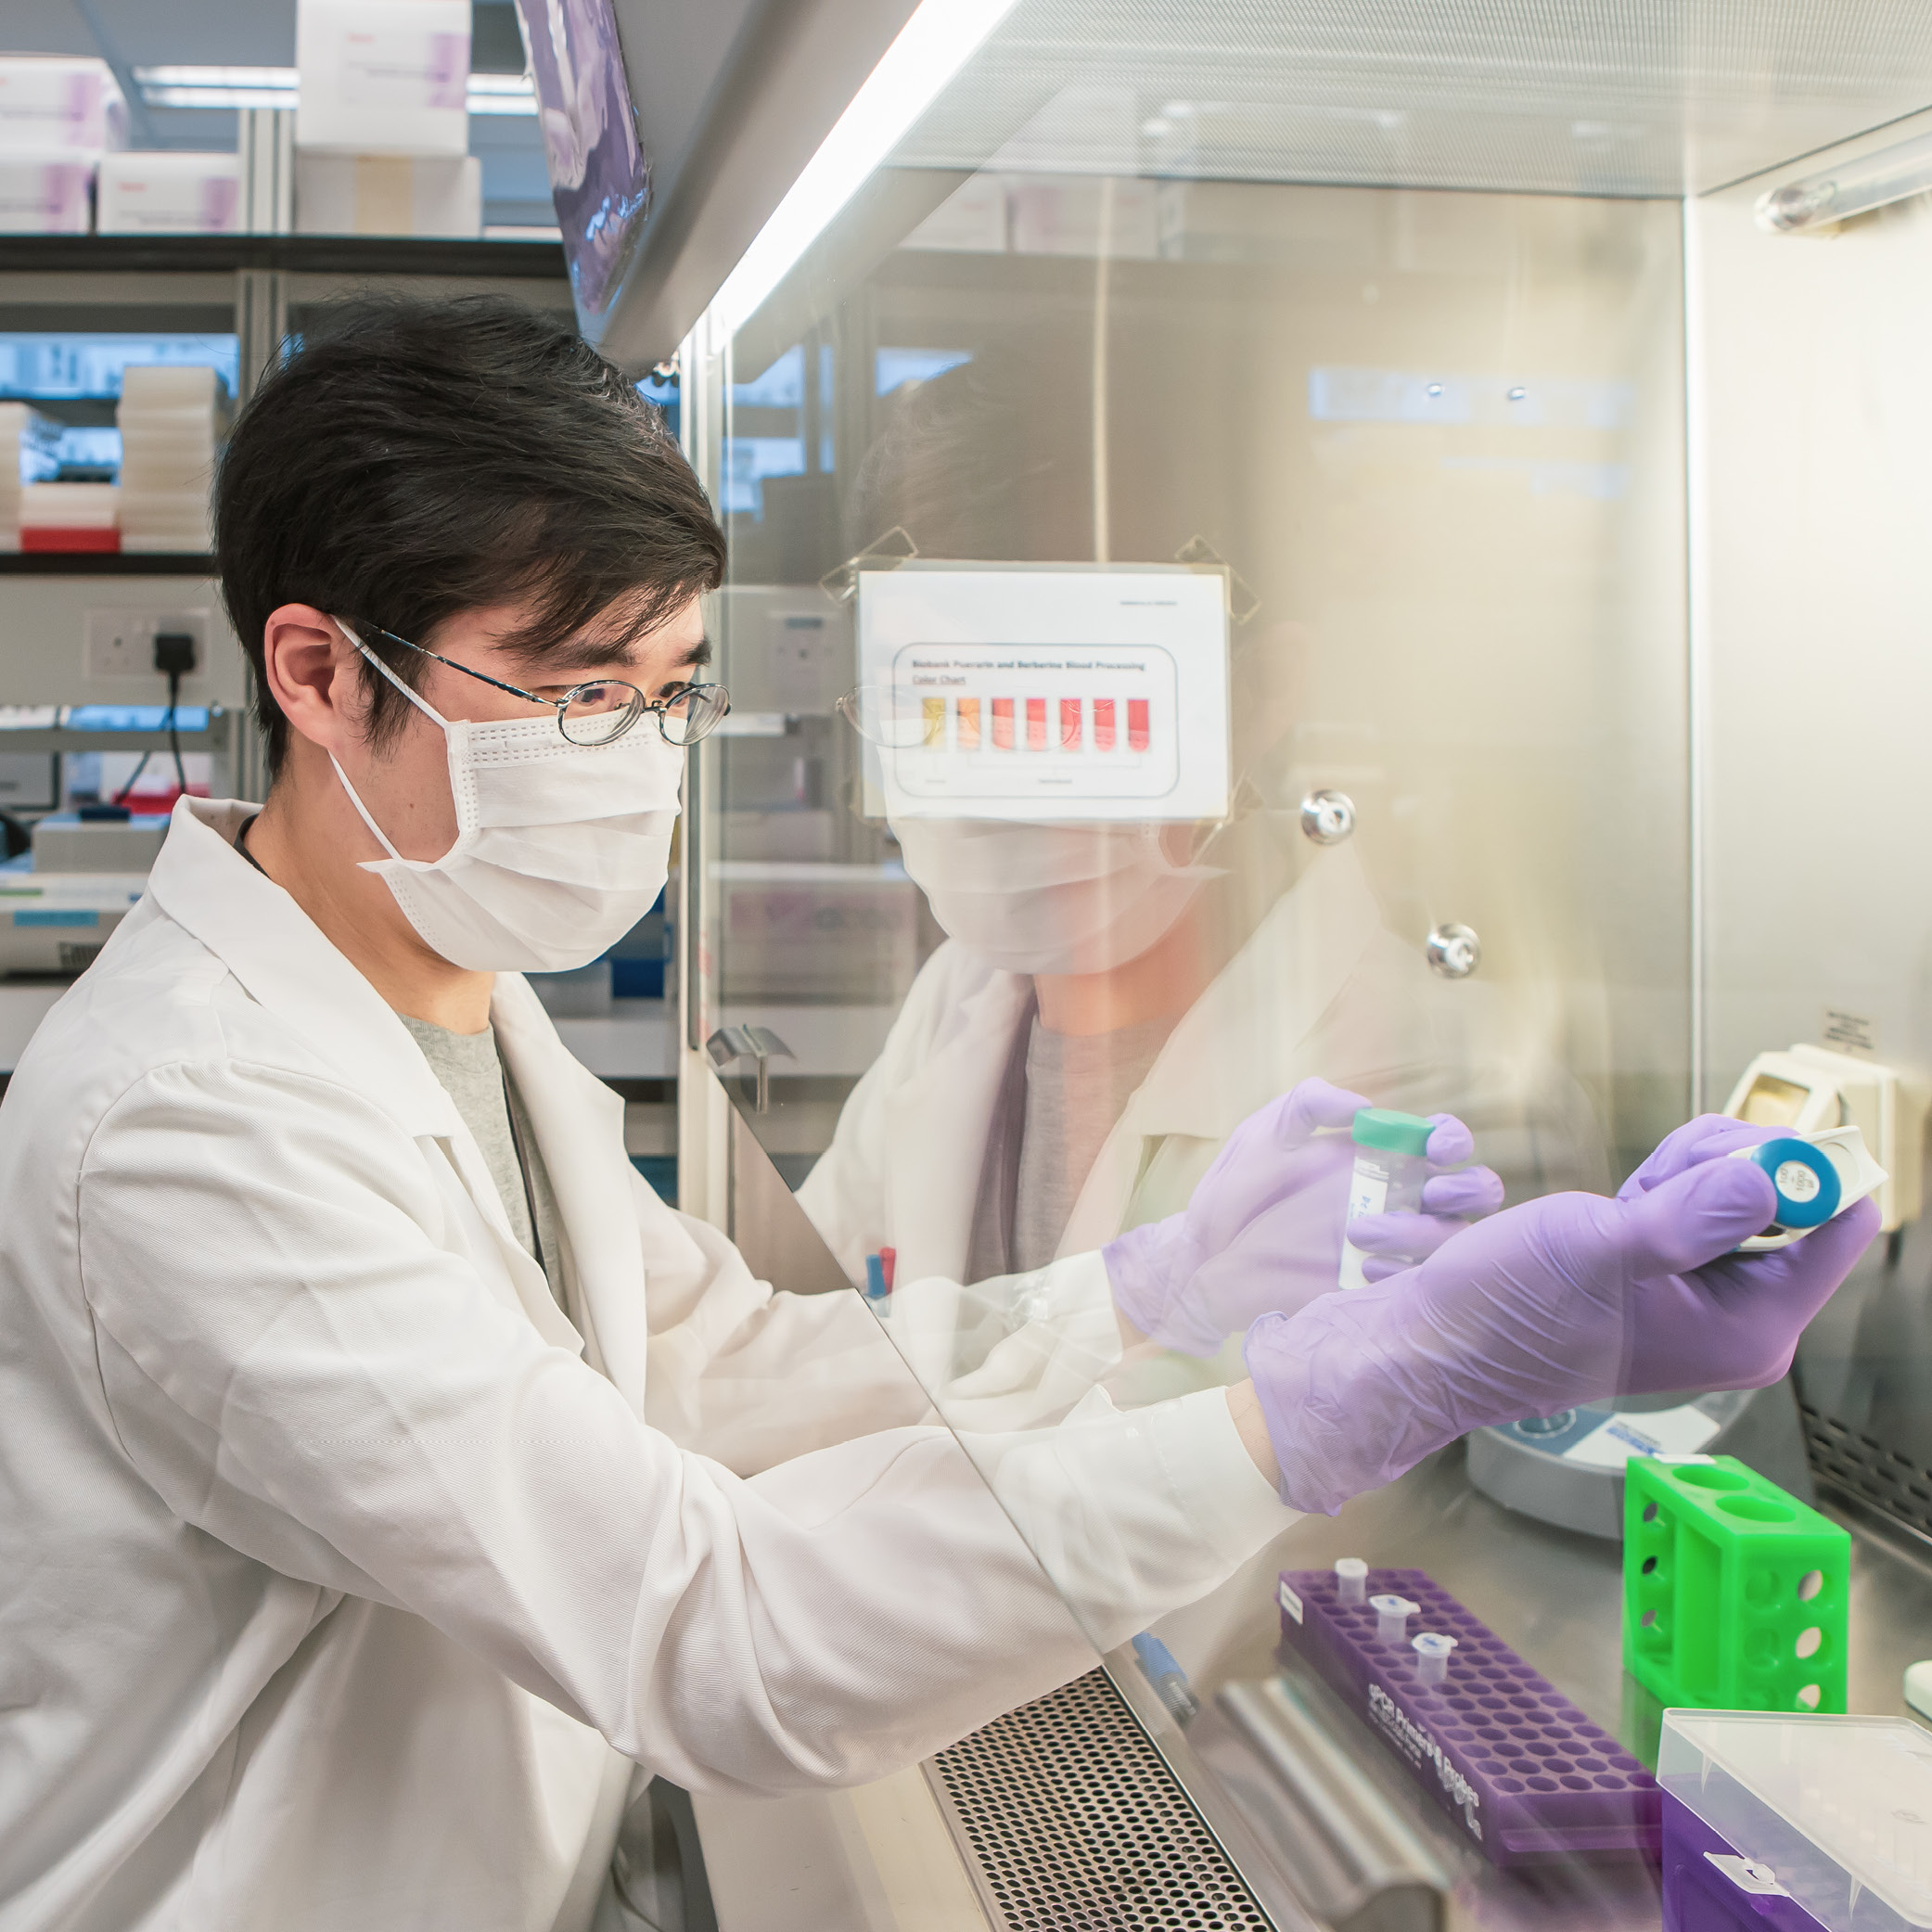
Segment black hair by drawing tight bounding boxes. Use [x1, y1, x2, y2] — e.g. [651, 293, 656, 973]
[215, 293, 725, 774]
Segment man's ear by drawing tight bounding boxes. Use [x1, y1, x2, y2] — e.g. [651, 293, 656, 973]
[262, 606, 365, 756]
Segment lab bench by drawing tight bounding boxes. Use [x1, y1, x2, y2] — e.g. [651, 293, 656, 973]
[691, 1446, 1932, 1932]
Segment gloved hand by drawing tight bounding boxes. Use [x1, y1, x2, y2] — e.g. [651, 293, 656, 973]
[1245, 1123, 1879, 1514]
[1103, 1077, 1504, 1356]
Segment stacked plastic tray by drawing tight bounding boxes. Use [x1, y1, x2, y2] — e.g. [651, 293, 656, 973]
[1659, 1708, 1932, 1932]
[1278, 1565, 1659, 1866]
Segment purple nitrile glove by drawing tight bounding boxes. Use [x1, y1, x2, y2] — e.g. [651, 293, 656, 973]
[1102, 1077, 1503, 1357]
[1245, 1124, 1880, 1515]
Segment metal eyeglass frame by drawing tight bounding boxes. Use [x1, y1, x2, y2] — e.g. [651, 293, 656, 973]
[357, 621, 732, 747]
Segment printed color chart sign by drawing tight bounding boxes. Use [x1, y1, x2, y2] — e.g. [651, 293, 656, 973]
[858, 568, 1229, 823]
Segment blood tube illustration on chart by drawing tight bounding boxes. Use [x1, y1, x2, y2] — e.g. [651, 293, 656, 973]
[874, 645, 1196, 811]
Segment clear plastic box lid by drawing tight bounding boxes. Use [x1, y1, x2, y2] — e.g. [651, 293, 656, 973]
[1659, 1710, 1932, 1930]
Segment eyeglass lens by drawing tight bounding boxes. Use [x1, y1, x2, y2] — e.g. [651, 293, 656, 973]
[655, 685, 732, 746]
[557, 682, 731, 747]
[560, 684, 647, 744]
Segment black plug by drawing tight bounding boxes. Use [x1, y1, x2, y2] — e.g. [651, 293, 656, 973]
[153, 631, 197, 677]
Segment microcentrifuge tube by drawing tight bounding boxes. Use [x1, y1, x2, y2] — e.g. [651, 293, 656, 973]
[1412, 1631, 1458, 1686]
[1335, 1557, 1368, 1606]
[1371, 1593, 1418, 1644]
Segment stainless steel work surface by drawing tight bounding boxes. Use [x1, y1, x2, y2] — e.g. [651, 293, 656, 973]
[1147, 1444, 1932, 1929]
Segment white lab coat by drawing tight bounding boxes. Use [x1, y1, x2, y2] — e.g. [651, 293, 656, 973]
[0, 799, 1287, 1932]
[800, 842, 1608, 1286]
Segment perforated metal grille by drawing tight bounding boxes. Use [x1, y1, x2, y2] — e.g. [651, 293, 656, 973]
[1802, 1402, 1932, 1543]
[928, 1668, 1273, 1931]
[893, 0, 1932, 198]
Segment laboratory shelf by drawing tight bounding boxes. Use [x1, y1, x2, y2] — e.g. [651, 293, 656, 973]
[0, 555, 215, 576]
[0, 235, 567, 279]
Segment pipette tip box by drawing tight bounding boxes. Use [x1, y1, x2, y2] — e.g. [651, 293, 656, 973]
[1278, 1565, 1658, 1865]
[1658, 1708, 1932, 1932]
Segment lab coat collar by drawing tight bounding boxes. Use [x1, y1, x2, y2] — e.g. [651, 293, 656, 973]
[147, 798, 462, 1140]
[149, 799, 632, 1382]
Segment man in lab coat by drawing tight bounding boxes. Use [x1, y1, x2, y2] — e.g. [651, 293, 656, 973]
[0, 297, 1379, 1931]
[0, 297, 1856, 1932]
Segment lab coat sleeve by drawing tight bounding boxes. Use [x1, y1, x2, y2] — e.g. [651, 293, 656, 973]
[78, 1058, 1288, 1796]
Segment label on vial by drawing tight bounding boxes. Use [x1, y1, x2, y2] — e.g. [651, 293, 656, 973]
[1278, 1580, 1304, 1624]
[1338, 1169, 1390, 1290]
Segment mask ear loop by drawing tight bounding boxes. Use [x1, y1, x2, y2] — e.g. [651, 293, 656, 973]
[328, 618, 449, 864]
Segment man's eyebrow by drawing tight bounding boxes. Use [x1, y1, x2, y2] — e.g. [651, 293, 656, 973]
[677, 637, 713, 672]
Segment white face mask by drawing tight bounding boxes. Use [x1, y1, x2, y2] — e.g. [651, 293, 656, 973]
[892, 818, 1221, 977]
[331, 624, 684, 973]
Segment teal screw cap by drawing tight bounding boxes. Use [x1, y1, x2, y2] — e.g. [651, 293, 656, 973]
[1351, 1107, 1435, 1157]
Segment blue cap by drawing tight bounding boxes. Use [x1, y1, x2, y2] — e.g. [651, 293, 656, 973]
[1745, 1137, 1840, 1228]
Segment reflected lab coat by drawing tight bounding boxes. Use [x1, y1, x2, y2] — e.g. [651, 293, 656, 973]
[800, 841, 1608, 1286]
[0, 800, 1288, 1932]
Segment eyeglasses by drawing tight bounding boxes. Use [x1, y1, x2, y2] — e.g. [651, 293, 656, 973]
[360, 623, 732, 747]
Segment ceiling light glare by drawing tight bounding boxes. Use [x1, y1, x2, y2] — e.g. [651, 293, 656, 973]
[712, 0, 1022, 336]
[1757, 130, 1932, 234]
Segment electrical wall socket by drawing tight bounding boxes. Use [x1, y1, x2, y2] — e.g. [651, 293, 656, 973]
[85, 608, 211, 682]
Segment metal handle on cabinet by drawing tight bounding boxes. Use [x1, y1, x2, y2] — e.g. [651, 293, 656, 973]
[706, 1024, 794, 1113]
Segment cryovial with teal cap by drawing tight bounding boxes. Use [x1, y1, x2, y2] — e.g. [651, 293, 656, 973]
[1338, 1107, 1435, 1290]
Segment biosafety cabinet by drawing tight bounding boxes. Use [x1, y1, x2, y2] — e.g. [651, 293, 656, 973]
[645, 3, 1932, 1926]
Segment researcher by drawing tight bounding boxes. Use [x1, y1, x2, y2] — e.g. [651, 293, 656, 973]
[0, 296, 1874, 1932]
[802, 352, 1606, 1325]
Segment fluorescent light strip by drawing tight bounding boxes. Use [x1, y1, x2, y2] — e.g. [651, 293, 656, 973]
[134, 66, 299, 89]
[131, 64, 535, 114]
[710, 0, 1022, 337]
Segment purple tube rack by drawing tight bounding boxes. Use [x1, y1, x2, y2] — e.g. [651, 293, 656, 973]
[1277, 1567, 1659, 1866]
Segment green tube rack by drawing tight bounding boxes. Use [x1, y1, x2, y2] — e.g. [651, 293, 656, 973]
[1623, 1455, 1849, 1716]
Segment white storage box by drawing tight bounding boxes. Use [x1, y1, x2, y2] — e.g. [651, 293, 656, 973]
[31, 818, 168, 876]
[0, 57, 125, 154]
[295, 151, 480, 237]
[0, 403, 58, 555]
[118, 368, 221, 555]
[0, 154, 93, 234]
[96, 153, 242, 235]
[295, 0, 470, 157]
